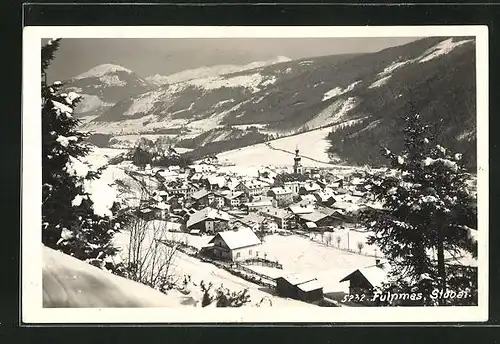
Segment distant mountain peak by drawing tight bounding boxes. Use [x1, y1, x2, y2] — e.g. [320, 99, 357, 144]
[74, 64, 134, 80]
[146, 56, 293, 86]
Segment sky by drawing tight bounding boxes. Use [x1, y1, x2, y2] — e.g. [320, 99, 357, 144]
[45, 37, 421, 82]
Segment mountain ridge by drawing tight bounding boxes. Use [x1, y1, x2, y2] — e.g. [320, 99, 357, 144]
[68, 37, 476, 169]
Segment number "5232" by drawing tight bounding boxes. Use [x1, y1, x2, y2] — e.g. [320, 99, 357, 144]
[341, 294, 366, 303]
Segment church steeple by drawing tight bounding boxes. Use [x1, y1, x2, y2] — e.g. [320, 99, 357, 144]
[293, 145, 303, 174]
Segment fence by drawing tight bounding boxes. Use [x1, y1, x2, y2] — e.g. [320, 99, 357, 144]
[159, 239, 279, 289]
[239, 257, 283, 269]
[198, 256, 276, 289]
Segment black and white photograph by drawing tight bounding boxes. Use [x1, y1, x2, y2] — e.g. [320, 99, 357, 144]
[22, 26, 488, 323]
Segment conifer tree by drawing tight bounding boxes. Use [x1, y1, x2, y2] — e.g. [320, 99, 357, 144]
[362, 105, 478, 305]
[42, 39, 125, 270]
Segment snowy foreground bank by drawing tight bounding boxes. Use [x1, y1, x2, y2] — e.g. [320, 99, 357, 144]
[43, 245, 183, 307]
[42, 245, 310, 308]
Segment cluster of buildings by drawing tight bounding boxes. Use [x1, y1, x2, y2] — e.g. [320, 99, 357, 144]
[127, 147, 383, 270]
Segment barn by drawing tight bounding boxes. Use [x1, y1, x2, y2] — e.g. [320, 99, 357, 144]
[275, 274, 323, 302]
[339, 261, 388, 296]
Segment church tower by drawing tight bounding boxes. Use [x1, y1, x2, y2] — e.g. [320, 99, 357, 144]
[293, 145, 303, 174]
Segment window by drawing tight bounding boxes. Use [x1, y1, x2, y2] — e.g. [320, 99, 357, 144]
[236, 252, 241, 258]
[256, 251, 259, 257]
[249, 250, 252, 255]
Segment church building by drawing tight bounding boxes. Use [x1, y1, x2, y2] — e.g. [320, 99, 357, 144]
[293, 145, 303, 175]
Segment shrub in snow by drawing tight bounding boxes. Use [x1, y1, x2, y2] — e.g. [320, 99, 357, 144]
[200, 281, 251, 308]
[42, 39, 127, 271]
[360, 105, 478, 306]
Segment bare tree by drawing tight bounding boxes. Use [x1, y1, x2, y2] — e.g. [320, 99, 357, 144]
[124, 216, 179, 292]
[357, 241, 364, 254]
[336, 235, 342, 248]
[324, 232, 333, 246]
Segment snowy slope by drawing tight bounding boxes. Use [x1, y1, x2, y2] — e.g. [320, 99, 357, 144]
[43, 245, 185, 307]
[216, 126, 343, 169]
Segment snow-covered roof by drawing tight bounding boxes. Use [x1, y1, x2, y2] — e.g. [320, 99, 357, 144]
[299, 206, 340, 223]
[153, 202, 170, 210]
[238, 213, 266, 226]
[243, 179, 270, 189]
[166, 222, 182, 231]
[289, 204, 315, 215]
[186, 207, 230, 228]
[190, 164, 217, 173]
[314, 190, 336, 202]
[300, 194, 317, 203]
[296, 279, 323, 292]
[191, 189, 210, 200]
[270, 186, 293, 195]
[244, 200, 273, 208]
[209, 227, 261, 250]
[301, 182, 321, 192]
[277, 273, 317, 286]
[171, 147, 193, 155]
[260, 207, 291, 219]
[339, 264, 388, 289]
[223, 191, 245, 200]
[207, 175, 226, 188]
[305, 222, 318, 229]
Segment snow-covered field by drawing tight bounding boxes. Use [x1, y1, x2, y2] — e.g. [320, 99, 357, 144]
[251, 234, 377, 294]
[217, 127, 337, 169]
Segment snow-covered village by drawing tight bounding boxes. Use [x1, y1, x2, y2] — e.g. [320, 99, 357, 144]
[38, 35, 480, 310]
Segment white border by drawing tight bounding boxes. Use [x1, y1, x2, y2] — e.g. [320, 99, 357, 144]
[22, 26, 489, 324]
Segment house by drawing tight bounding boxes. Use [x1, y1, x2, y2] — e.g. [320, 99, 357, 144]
[186, 207, 230, 233]
[203, 175, 226, 190]
[190, 189, 214, 209]
[275, 274, 323, 302]
[298, 206, 344, 228]
[168, 147, 193, 156]
[189, 173, 204, 182]
[188, 164, 217, 174]
[207, 227, 262, 261]
[137, 207, 155, 221]
[289, 204, 315, 216]
[351, 190, 366, 198]
[268, 186, 293, 205]
[223, 177, 241, 191]
[313, 188, 336, 206]
[284, 181, 302, 195]
[166, 221, 183, 232]
[222, 191, 247, 208]
[259, 207, 295, 229]
[187, 183, 200, 197]
[151, 202, 170, 220]
[299, 194, 317, 205]
[156, 170, 179, 182]
[234, 212, 266, 232]
[339, 261, 388, 301]
[299, 181, 322, 195]
[243, 196, 274, 212]
[165, 181, 189, 197]
[237, 180, 271, 197]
